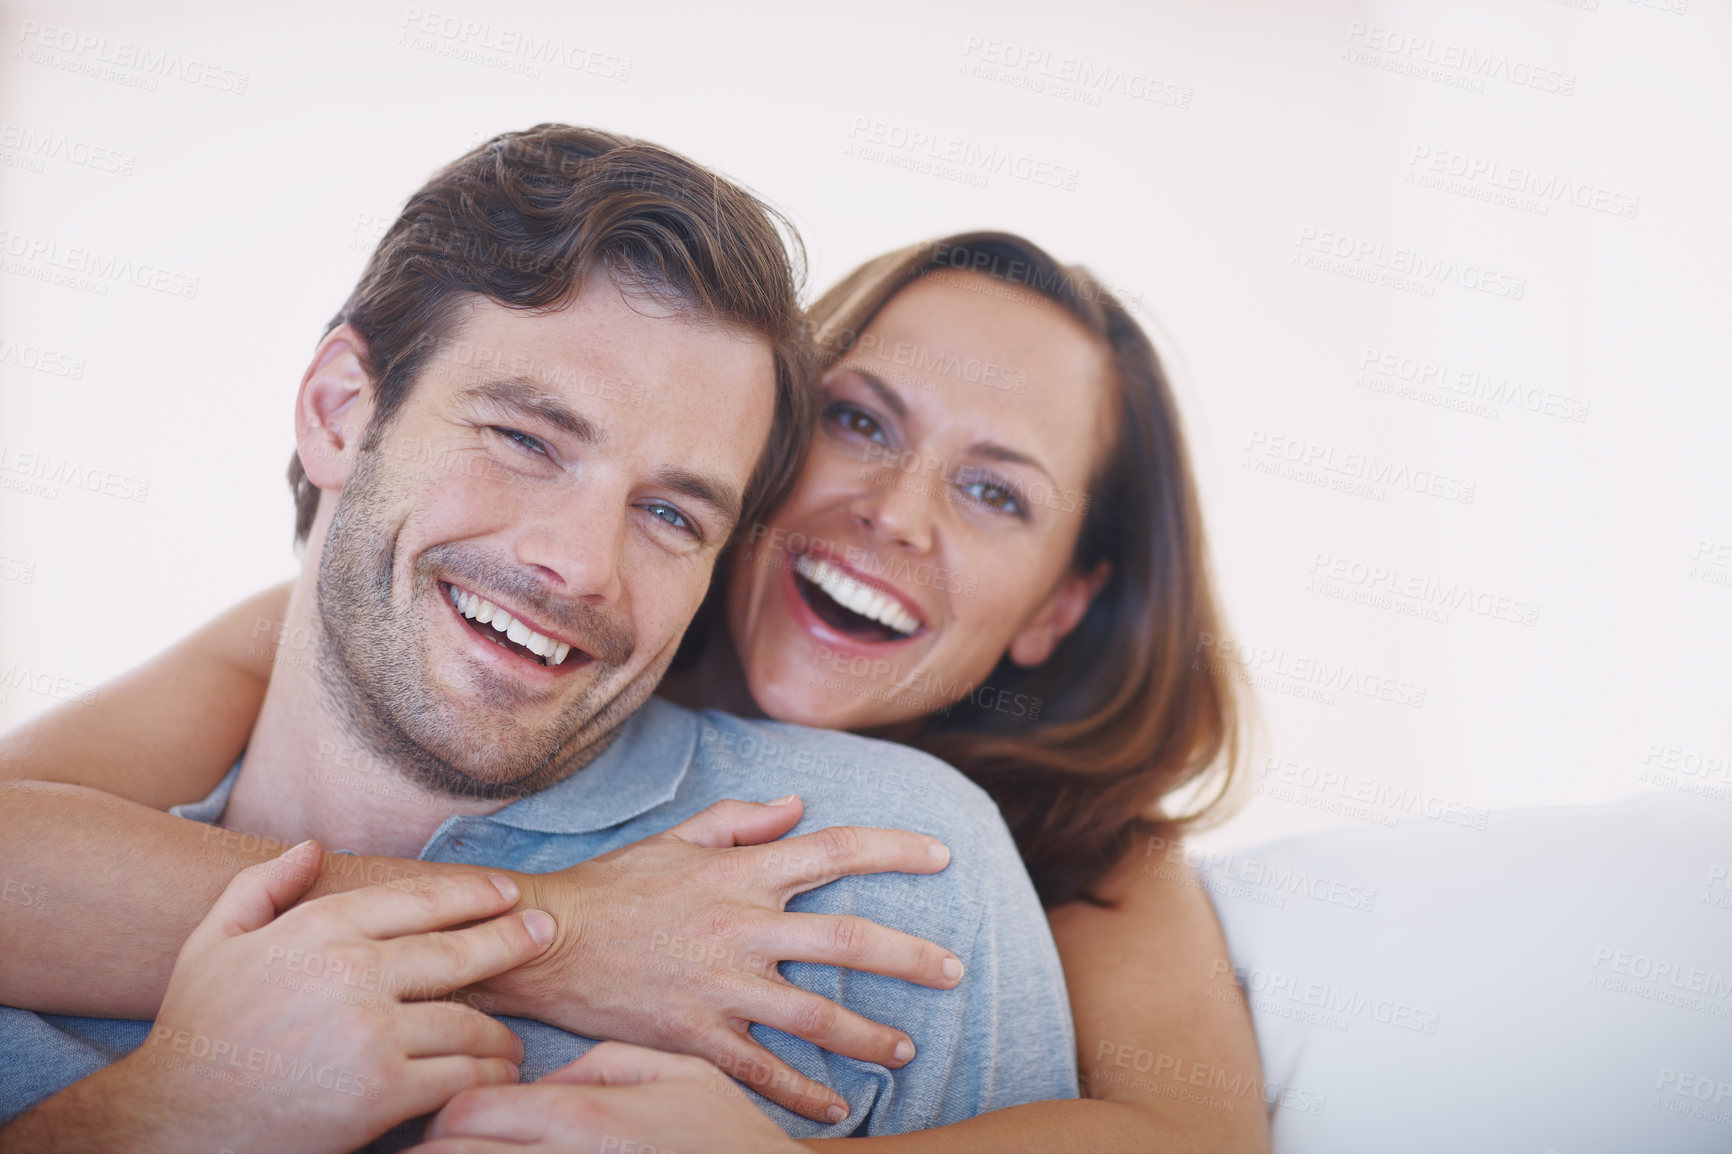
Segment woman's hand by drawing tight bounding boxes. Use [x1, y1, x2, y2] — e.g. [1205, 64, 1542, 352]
[476, 797, 963, 1124]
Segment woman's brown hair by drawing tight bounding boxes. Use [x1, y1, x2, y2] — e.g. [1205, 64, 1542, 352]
[809, 232, 1243, 907]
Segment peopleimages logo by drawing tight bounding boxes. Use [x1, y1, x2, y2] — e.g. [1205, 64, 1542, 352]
[1342, 22, 1576, 96]
[1307, 552, 1540, 628]
[1355, 348, 1590, 424]
[0, 442, 149, 502]
[958, 36, 1194, 111]
[0, 123, 136, 175]
[845, 116, 1082, 191]
[0, 229, 200, 299]
[1193, 633, 1428, 709]
[1259, 758, 1492, 831]
[1243, 429, 1477, 505]
[396, 6, 633, 81]
[15, 20, 251, 94]
[1294, 227, 1526, 301]
[1406, 146, 1640, 220]
[0, 335, 85, 380]
[144, 1026, 382, 1100]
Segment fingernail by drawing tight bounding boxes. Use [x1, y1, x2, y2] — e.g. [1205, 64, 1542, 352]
[824, 1103, 848, 1124]
[769, 794, 798, 806]
[941, 957, 964, 983]
[893, 1038, 915, 1063]
[489, 873, 520, 902]
[928, 841, 950, 867]
[522, 909, 556, 948]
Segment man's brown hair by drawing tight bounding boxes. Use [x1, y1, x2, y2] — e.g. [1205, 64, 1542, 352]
[289, 124, 814, 543]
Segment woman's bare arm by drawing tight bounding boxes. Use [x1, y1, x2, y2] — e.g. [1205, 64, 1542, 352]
[0, 783, 964, 1123]
[802, 842, 1270, 1154]
[0, 582, 290, 807]
[0, 779, 490, 1017]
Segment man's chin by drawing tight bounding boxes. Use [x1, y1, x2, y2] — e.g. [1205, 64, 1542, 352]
[389, 710, 572, 800]
[391, 740, 559, 802]
[379, 650, 661, 803]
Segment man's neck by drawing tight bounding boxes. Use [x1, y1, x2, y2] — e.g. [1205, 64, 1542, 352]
[657, 612, 760, 718]
[223, 577, 503, 858]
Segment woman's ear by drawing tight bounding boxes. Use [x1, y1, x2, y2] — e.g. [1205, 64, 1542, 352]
[1008, 560, 1112, 668]
[295, 324, 375, 493]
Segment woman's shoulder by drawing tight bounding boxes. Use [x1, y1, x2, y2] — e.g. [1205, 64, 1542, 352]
[1048, 832, 1223, 946]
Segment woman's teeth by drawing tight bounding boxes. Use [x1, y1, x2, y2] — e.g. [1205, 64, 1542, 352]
[448, 585, 572, 666]
[793, 555, 919, 637]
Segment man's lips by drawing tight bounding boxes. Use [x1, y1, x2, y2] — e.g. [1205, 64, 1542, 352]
[441, 582, 591, 671]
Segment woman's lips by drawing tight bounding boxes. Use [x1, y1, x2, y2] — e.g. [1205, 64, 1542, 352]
[792, 554, 921, 637]
[780, 552, 926, 650]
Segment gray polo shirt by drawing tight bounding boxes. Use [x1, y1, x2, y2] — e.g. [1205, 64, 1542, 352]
[0, 698, 1077, 1147]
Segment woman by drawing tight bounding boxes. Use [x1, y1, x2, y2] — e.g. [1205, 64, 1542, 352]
[0, 232, 1265, 1151]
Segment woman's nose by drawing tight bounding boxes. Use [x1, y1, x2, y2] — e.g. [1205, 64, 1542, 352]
[848, 473, 936, 553]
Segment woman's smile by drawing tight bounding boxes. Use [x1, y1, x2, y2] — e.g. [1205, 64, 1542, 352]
[725, 267, 1113, 732]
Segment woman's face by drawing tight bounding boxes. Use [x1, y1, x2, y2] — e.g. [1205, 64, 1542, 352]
[726, 270, 1115, 730]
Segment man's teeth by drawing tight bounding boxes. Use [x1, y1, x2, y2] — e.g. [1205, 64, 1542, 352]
[448, 586, 572, 666]
[793, 555, 920, 637]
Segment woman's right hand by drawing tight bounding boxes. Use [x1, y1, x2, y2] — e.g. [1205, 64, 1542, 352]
[473, 796, 963, 1124]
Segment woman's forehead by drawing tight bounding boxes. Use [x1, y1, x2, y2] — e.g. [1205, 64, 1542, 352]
[854, 274, 1115, 471]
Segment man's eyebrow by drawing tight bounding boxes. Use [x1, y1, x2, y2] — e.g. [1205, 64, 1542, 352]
[459, 377, 601, 444]
[654, 466, 743, 532]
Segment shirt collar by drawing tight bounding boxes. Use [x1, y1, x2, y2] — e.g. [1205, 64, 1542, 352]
[170, 761, 242, 824]
[477, 696, 698, 836]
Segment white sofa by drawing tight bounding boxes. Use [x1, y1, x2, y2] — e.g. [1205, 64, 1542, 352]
[1200, 791, 1732, 1153]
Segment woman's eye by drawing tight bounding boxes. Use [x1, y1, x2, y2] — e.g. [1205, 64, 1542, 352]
[959, 476, 1026, 518]
[493, 427, 549, 457]
[826, 402, 887, 444]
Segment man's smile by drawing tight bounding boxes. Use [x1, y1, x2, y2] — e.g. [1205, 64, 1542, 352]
[442, 581, 591, 671]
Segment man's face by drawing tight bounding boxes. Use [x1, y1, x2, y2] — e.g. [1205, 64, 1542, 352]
[315, 277, 775, 799]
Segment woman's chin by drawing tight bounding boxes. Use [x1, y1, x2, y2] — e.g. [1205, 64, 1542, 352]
[747, 670, 910, 733]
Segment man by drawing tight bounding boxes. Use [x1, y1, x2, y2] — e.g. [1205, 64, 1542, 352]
[0, 126, 1076, 1149]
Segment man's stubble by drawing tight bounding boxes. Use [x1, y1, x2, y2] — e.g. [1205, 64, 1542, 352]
[311, 441, 663, 802]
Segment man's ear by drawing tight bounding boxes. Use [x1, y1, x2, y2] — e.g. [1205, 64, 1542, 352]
[1007, 560, 1112, 668]
[295, 324, 375, 492]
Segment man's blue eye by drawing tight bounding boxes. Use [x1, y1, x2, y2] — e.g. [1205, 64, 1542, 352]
[646, 503, 691, 530]
[495, 427, 548, 456]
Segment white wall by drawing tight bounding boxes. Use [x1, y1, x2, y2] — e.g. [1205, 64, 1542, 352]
[1, 0, 1727, 851]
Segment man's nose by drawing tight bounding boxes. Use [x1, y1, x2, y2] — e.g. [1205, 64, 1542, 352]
[514, 486, 627, 604]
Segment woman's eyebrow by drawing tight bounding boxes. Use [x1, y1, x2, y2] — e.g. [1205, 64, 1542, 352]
[850, 364, 1057, 485]
[967, 441, 1057, 486]
[848, 368, 909, 420]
